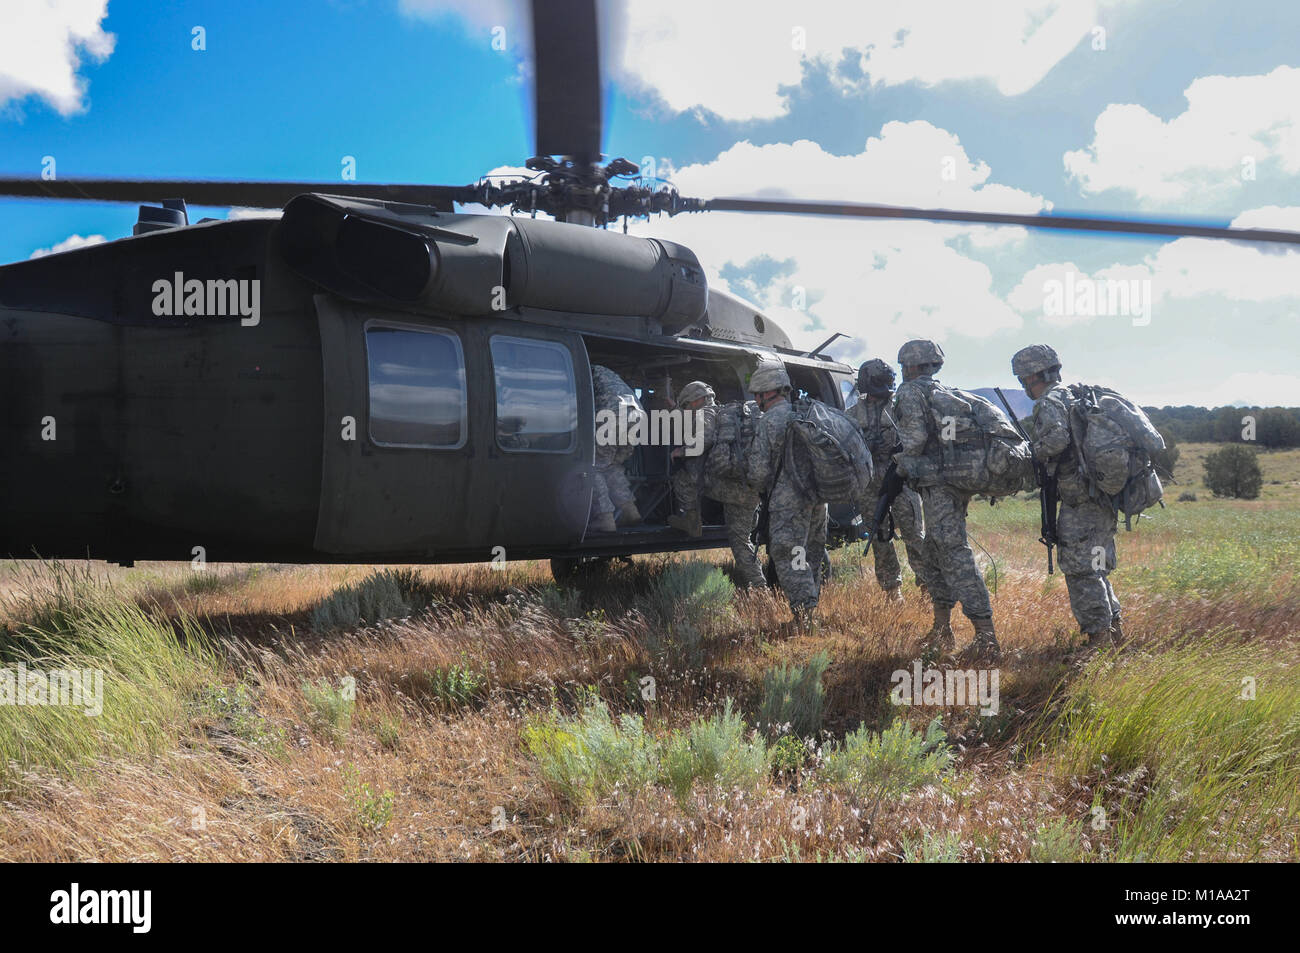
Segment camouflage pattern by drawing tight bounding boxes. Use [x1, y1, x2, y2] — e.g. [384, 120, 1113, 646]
[747, 397, 827, 610]
[590, 365, 641, 520]
[898, 339, 945, 368]
[677, 380, 715, 406]
[1030, 381, 1121, 634]
[848, 396, 933, 591]
[891, 373, 943, 487]
[916, 484, 992, 619]
[893, 374, 992, 619]
[1011, 344, 1061, 379]
[671, 402, 765, 587]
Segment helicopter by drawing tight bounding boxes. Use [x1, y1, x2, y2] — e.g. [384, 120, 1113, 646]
[3, 0, 1299, 582]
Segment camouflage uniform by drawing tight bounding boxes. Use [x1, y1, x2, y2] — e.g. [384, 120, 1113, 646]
[848, 397, 932, 593]
[747, 398, 828, 611]
[671, 401, 766, 588]
[893, 373, 992, 620]
[1030, 382, 1121, 635]
[591, 365, 640, 525]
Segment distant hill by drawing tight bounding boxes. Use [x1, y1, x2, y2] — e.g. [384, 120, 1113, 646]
[970, 387, 1034, 421]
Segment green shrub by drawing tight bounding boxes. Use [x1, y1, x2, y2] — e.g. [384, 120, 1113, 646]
[902, 829, 963, 862]
[521, 697, 659, 805]
[662, 699, 767, 805]
[771, 734, 809, 778]
[640, 561, 735, 630]
[820, 717, 953, 824]
[425, 661, 485, 708]
[302, 677, 355, 741]
[1029, 817, 1081, 863]
[343, 764, 395, 832]
[200, 681, 286, 758]
[757, 651, 829, 738]
[1176, 490, 1197, 502]
[536, 583, 584, 619]
[310, 569, 434, 632]
[1203, 444, 1263, 499]
[375, 715, 402, 751]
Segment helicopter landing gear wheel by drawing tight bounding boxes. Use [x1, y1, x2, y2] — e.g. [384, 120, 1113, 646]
[550, 556, 614, 585]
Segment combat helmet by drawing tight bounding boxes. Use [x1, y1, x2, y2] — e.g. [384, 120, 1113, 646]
[748, 361, 791, 394]
[857, 358, 896, 397]
[1011, 344, 1061, 379]
[676, 380, 716, 406]
[897, 339, 945, 369]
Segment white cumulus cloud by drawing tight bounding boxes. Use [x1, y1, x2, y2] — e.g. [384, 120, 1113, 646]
[29, 233, 106, 258]
[627, 122, 1046, 360]
[1064, 66, 1300, 208]
[0, 0, 115, 116]
[403, 0, 1132, 123]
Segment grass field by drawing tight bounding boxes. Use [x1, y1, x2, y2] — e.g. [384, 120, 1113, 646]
[0, 443, 1296, 862]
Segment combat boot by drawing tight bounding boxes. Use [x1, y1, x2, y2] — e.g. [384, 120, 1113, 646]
[917, 604, 956, 653]
[883, 585, 905, 604]
[791, 603, 817, 635]
[616, 502, 643, 526]
[1108, 614, 1125, 646]
[590, 511, 618, 533]
[957, 616, 1001, 664]
[666, 508, 702, 537]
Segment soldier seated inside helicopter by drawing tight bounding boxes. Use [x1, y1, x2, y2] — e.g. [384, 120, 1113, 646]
[582, 350, 746, 537]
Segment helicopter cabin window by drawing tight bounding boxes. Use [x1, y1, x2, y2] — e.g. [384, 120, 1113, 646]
[365, 324, 467, 448]
[490, 335, 578, 453]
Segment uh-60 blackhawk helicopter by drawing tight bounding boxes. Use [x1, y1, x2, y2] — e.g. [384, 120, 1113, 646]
[3, 0, 1299, 581]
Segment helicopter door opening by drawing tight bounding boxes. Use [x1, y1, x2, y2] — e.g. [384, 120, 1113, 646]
[581, 338, 758, 539]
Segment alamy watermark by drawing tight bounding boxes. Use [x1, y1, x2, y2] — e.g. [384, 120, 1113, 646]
[1, 662, 103, 716]
[594, 405, 703, 456]
[1042, 271, 1152, 327]
[151, 271, 260, 326]
[890, 661, 999, 716]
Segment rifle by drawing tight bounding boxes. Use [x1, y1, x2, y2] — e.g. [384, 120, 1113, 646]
[862, 457, 905, 556]
[994, 387, 1058, 575]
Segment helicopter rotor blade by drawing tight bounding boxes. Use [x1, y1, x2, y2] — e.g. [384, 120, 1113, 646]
[531, 0, 602, 163]
[701, 197, 1300, 246]
[0, 177, 475, 211]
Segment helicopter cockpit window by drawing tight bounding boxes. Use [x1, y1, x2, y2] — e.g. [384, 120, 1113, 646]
[490, 335, 578, 453]
[365, 324, 467, 449]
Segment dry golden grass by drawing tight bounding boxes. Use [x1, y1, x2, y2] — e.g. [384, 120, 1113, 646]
[1, 491, 1297, 862]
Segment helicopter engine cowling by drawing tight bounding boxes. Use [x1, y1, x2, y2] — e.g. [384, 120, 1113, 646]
[277, 193, 707, 332]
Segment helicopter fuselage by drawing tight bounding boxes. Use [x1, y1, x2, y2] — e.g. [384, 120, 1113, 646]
[0, 197, 851, 568]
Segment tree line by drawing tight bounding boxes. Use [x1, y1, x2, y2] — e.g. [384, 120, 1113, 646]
[1142, 406, 1300, 449]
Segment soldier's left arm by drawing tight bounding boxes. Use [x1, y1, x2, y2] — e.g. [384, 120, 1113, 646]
[1032, 394, 1073, 461]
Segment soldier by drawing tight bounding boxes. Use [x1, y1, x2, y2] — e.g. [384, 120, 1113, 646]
[1012, 345, 1123, 650]
[666, 381, 766, 589]
[849, 359, 933, 603]
[746, 361, 828, 622]
[590, 364, 643, 534]
[892, 340, 1000, 661]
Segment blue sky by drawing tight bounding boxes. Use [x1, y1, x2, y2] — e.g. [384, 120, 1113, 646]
[3, 0, 1300, 406]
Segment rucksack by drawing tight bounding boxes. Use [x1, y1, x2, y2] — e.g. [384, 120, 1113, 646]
[784, 397, 874, 504]
[1065, 384, 1166, 527]
[906, 383, 1034, 497]
[710, 399, 762, 484]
